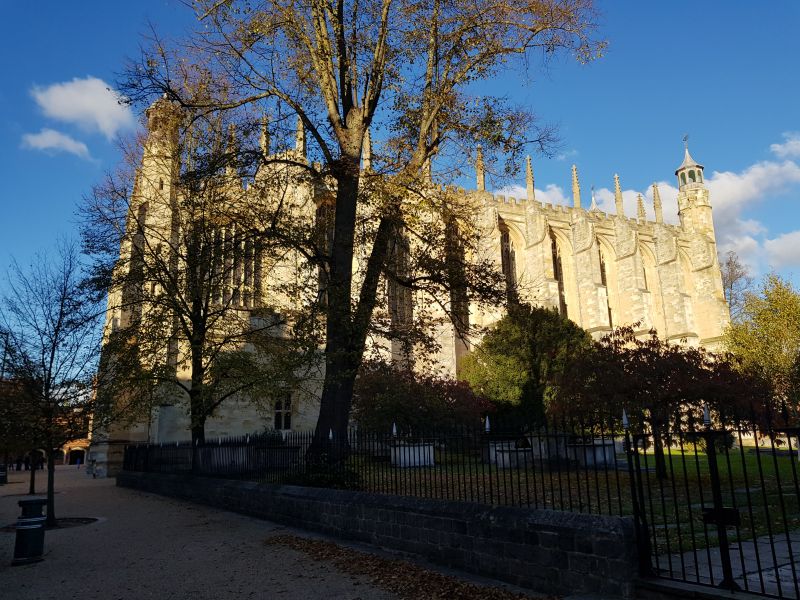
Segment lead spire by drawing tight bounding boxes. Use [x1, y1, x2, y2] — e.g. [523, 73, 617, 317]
[637, 193, 646, 222]
[259, 114, 270, 156]
[476, 144, 485, 191]
[571, 164, 581, 208]
[525, 155, 535, 202]
[614, 174, 624, 216]
[225, 123, 238, 177]
[652, 183, 663, 223]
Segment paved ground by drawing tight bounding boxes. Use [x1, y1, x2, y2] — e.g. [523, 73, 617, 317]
[1, 466, 399, 600]
[653, 531, 800, 598]
[0, 466, 551, 600]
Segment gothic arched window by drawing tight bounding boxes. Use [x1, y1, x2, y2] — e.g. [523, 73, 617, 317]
[315, 201, 335, 305]
[550, 229, 568, 316]
[599, 249, 613, 327]
[387, 234, 413, 329]
[500, 221, 517, 303]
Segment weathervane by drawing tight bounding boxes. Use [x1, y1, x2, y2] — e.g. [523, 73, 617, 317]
[683, 134, 689, 149]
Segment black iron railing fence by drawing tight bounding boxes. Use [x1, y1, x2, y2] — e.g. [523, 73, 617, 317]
[123, 421, 629, 516]
[629, 423, 800, 599]
[123, 419, 800, 598]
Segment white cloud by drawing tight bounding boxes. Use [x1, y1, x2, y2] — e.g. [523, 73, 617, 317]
[770, 132, 800, 159]
[495, 184, 527, 199]
[31, 76, 134, 140]
[494, 183, 571, 206]
[593, 181, 680, 225]
[555, 149, 579, 162]
[698, 160, 800, 273]
[764, 231, 800, 269]
[537, 183, 571, 206]
[735, 219, 767, 236]
[21, 128, 91, 160]
[718, 234, 761, 272]
[706, 160, 800, 225]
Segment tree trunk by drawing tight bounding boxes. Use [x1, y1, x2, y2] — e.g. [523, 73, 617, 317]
[189, 388, 206, 447]
[651, 421, 669, 480]
[312, 157, 361, 460]
[189, 377, 205, 474]
[189, 335, 207, 447]
[312, 349, 358, 463]
[46, 449, 56, 527]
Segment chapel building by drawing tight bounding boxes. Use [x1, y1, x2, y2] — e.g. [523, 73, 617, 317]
[88, 98, 730, 475]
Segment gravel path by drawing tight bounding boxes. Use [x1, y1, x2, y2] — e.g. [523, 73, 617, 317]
[0, 466, 396, 600]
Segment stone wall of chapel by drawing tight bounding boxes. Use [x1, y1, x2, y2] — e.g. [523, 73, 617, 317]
[467, 186, 730, 354]
[149, 379, 322, 443]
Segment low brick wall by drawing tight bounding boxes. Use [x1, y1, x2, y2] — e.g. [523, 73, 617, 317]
[118, 472, 638, 598]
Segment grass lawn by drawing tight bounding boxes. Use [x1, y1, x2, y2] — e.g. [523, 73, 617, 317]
[636, 445, 800, 554]
[329, 442, 800, 554]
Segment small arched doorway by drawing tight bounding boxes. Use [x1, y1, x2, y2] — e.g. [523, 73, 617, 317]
[68, 448, 86, 465]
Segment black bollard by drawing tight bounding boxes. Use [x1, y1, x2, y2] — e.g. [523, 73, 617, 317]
[0, 463, 7, 485]
[12, 498, 47, 566]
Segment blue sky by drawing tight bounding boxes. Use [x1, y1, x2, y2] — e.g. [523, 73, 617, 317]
[1, 1, 799, 290]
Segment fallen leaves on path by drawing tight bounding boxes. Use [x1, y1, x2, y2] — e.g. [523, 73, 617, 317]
[265, 534, 558, 600]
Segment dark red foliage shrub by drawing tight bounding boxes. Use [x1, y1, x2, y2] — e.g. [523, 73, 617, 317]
[352, 360, 493, 432]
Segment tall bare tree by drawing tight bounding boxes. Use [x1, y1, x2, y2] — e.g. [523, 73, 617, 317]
[84, 107, 318, 447]
[1, 243, 108, 525]
[114, 0, 605, 452]
[720, 250, 753, 322]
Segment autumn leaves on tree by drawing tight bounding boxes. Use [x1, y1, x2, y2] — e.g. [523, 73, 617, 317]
[89, 0, 605, 448]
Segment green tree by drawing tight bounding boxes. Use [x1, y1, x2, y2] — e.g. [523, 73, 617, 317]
[720, 250, 753, 323]
[117, 0, 605, 453]
[724, 273, 800, 410]
[461, 304, 591, 423]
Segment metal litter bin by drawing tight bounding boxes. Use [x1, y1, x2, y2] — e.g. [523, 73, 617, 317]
[12, 498, 47, 566]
